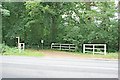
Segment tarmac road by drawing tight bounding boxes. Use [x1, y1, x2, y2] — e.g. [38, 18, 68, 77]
[1, 56, 118, 78]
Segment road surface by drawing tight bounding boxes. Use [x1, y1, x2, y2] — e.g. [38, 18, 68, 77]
[1, 56, 118, 78]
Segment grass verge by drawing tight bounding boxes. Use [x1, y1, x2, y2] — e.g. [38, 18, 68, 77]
[0, 44, 118, 59]
[0, 44, 44, 57]
[57, 49, 118, 59]
[44, 49, 118, 59]
[73, 52, 118, 59]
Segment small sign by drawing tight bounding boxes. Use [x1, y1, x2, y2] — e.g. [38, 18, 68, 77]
[41, 40, 44, 43]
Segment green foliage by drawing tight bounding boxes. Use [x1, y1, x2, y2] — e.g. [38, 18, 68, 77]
[0, 44, 44, 57]
[0, 44, 18, 55]
[2, 2, 118, 52]
[0, 4, 10, 16]
[73, 52, 118, 59]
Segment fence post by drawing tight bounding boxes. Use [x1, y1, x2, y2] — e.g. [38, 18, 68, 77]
[51, 43, 53, 49]
[93, 45, 95, 55]
[104, 44, 106, 55]
[83, 44, 85, 53]
[75, 45, 77, 51]
[60, 44, 61, 50]
[69, 44, 70, 51]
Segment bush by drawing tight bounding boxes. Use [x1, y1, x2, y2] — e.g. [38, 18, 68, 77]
[0, 44, 9, 54]
[0, 44, 19, 55]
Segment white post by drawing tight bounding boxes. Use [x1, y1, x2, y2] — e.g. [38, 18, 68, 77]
[83, 44, 85, 53]
[75, 45, 77, 51]
[93, 45, 95, 55]
[19, 43, 21, 53]
[51, 43, 53, 49]
[69, 44, 70, 51]
[19, 43, 25, 53]
[16, 37, 25, 53]
[104, 44, 106, 55]
[18, 37, 20, 44]
[60, 44, 61, 50]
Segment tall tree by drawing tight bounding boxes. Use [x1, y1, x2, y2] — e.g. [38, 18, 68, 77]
[2, 2, 118, 51]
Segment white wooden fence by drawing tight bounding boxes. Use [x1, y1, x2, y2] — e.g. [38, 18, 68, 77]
[83, 44, 106, 55]
[51, 43, 76, 51]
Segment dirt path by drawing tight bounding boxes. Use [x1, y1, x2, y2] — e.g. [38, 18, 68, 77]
[39, 50, 81, 58]
[37, 50, 118, 60]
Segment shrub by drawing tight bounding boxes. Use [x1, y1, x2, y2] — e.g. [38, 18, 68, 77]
[0, 44, 19, 55]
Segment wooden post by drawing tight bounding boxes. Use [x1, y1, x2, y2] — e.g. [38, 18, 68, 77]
[60, 44, 61, 50]
[18, 43, 21, 53]
[18, 43, 25, 53]
[51, 43, 53, 49]
[104, 44, 106, 55]
[93, 45, 95, 55]
[83, 44, 85, 53]
[69, 44, 70, 51]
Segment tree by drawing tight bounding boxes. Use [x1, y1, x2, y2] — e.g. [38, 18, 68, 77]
[2, 2, 118, 52]
[0, 4, 10, 16]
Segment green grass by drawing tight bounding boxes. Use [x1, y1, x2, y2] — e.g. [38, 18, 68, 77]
[0, 44, 44, 57]
[0, 44, 118, 59]
[1, 48, 44, 57]
[48, 49, 118, 59]
[39, 49, 118, 59]
[67, 51, 118, 59]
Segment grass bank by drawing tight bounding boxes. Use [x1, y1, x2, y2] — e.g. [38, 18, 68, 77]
[73, 52, 118, 59]
[0, 44, 118, 59]
[0, 45, 44, 57]
[42, 49, 118, 59]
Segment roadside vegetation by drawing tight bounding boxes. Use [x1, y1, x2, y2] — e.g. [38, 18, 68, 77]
[1, 2, 119, 59]
[0, 44, 118, 59]
[72, 52, 118, 59]
[2, 2, 119, 52]
[0, 44, 44, 57]
[42, 49, 118, 59]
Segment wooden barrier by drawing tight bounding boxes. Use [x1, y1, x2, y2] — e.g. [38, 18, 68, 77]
[51, 43, 76, 51]
[83, 44, 106, 55]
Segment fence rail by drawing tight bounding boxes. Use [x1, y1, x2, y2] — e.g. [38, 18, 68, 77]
[51, 43, 76, 51]
[83, 44, 106, 55]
